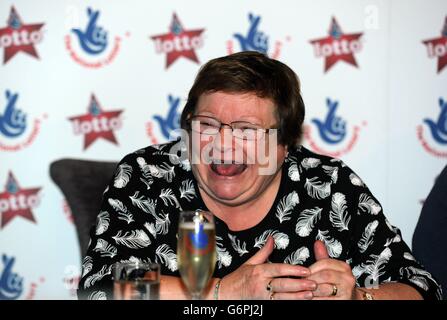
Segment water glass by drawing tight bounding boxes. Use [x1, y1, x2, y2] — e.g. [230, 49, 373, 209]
[112, 262, 160, 300]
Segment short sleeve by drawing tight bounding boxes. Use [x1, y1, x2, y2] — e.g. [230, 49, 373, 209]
[77, 152, 158, 300]
[338, 166, 443, 300]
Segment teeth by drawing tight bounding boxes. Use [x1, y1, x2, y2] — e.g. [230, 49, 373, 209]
[211, 160, 244, 165]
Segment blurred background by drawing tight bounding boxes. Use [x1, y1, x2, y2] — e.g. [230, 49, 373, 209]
[0, 0, 446, 299]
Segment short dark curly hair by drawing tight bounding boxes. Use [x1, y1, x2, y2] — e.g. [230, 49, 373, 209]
[180, 51, 305, 148]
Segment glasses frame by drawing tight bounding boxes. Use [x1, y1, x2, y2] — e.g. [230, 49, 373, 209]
[187, 115, 279, 141]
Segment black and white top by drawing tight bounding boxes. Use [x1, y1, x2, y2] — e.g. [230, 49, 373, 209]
[77, 141, 442, 300]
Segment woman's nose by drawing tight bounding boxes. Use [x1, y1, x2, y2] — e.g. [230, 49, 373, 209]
[213, 127, 235, 153]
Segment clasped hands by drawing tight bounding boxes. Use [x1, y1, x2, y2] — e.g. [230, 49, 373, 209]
[218, 237, 357, 300]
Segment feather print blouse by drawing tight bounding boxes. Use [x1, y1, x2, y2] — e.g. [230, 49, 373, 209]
[78, 141, 442, 300]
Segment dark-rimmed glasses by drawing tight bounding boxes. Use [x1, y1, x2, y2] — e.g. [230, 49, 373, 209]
[187, 115, 279, 141]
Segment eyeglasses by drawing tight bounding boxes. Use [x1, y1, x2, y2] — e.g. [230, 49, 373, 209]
[187, 115, 279, 141]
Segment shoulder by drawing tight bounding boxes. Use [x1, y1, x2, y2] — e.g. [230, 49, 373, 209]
[288, 145, 346, 168]
[432, 164, 447, 191]
[285, 146, 372, 209]
[110, 140, 193, 195]
[116, 140, 190, 171]
[287, 145, 362, 183]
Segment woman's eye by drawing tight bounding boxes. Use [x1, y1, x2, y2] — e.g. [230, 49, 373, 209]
[201, 122, 217, 128]
[239, 127, 258, 132]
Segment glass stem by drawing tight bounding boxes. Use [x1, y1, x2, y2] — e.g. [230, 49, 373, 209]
[191, 292, 202, 300]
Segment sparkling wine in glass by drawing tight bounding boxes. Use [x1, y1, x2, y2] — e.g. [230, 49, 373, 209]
[177, 210, 216, 300]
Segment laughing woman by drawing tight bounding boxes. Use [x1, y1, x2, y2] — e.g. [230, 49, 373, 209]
[78, 51, 442, 300]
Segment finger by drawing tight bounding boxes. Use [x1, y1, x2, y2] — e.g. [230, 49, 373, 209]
[312, 283, 338, 297]
[306, 270, 344, 285]
[261, 263, 310, 278]
[308, 258, 351, 274]
[314, 240, 329, 260]
[246, 237, 274, 265]
[312, 296, 339, 301]
[269, 278, 317, 293]
[270, 291, 314, 300]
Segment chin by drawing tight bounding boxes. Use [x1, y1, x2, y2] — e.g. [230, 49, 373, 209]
[203, 168, 255, 204]
[209, 187, 245, 202]
[205, 176, 249, 201]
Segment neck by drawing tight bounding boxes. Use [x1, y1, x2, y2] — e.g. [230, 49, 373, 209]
[199, 169, 283, 231]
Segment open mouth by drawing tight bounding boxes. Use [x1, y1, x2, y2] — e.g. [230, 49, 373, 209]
[210, 161, 247, 177]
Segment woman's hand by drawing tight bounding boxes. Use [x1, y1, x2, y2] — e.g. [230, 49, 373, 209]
[305, 240, 357, 300]
[218, 237, 317, 300]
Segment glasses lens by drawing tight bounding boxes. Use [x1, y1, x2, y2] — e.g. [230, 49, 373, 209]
[191, 116, 219, 135]
[190, 117, 267, 140]
[232, 122, 263, 140]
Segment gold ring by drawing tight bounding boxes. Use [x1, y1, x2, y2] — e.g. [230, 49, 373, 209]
[331, 284, 338, 296]
[266, 279, 273, 292]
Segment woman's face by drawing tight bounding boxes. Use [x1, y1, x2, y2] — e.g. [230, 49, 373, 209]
[190, 91, 287, 207]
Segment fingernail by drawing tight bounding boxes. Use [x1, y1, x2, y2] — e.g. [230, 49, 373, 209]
[304, 292, 313, 300]
[300, 268, 310, 276]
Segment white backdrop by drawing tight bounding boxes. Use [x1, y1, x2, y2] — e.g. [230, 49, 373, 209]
[0, 0, 446, 299]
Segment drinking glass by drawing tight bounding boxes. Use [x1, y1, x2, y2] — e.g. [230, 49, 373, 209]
[177, 210, 216, 300]
[112, 262, 160, 300]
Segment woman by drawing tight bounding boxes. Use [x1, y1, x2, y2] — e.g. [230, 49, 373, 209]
[78, 51, 442, 300]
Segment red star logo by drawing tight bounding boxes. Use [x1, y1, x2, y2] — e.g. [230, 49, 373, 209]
[0, 6, 44, 64]
[0, 172, 40, 229]
[151, 13, 205, 68]
[310, 17, 363, 72]
[68, 94, 123, 150]
[422, 16, 447, 73]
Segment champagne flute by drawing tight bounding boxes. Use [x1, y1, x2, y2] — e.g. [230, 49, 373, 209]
[177, 210, 216, 300]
